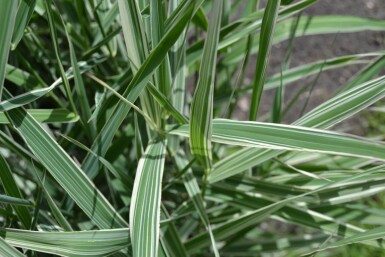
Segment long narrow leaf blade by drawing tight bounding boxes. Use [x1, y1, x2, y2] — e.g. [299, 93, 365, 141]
[0, 109, 78, 124]
[118, 0, 161, 127]
[1, 228, 129, 256]
[190, 0, 223, 173]
[249, 0, 280, 120]
[0, 0, 18, 100]
[173, 118, 385, 162]
[168, 0, 189, 155]
[130, 140, 166, 257]
[0, 84, 59, 112]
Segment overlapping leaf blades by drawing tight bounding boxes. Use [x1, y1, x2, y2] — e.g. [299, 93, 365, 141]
[210, 76, 385, 182]
[1, 0, 385, 256]
[6, 105, 127, 229]
[82, 0, 197, 178]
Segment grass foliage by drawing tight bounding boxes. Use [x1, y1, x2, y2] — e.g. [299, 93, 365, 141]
[1, 0, 385, 256]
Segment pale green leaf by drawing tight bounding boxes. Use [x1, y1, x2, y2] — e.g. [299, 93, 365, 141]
[0, 237, 25, 257]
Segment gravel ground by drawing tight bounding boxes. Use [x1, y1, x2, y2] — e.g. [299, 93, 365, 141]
[235, 0, 385, 134]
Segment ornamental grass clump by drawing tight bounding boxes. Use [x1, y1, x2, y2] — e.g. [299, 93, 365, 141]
[1, 0, 385, 256]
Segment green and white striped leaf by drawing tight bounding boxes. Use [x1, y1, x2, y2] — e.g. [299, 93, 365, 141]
[294, 76, 385, 128]
[150, 0, 172, 97]
[308, 226, 385, 255]
[0, 237, 25, 257]
[0, 83, 59, 112]
[1, 228, 129, 256]
[190, 0, 222, 173]
[173, 118, 385, 162]
[130, 140, 166, 257]
[339, 55, 385, 92]
[118, 0, 148, 69]
[0, 0, 18, 100]
[220, 172, 385, 207]
[0, 109, 78, 124]
[118, 0, 161, 128]
[168, 0, 188, 155]
[249, 0, 280, 120]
